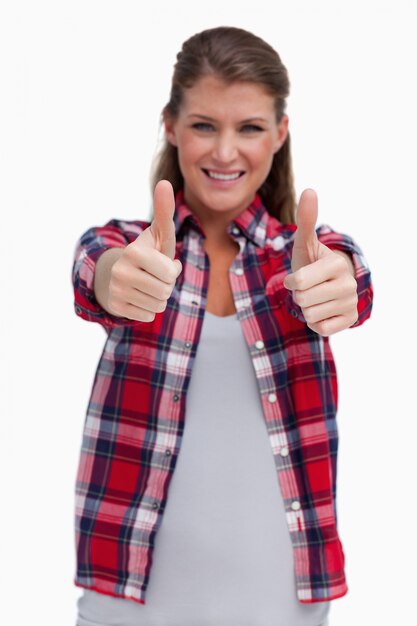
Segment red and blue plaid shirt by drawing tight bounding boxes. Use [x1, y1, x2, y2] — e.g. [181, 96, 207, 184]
[72, 189, 373, 605]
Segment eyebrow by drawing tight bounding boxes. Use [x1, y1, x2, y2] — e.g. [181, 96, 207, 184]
[187, 114, 268, 123]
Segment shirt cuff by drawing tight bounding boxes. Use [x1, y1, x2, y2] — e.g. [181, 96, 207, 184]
[73, 246, 149, 332]
[72, 221, 151, 332]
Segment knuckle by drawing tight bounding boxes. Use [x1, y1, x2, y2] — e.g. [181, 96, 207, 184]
[315, 321, 329, 336]
[293, 269, 305, 289]
[108, 282, 124, 304]
[123, 241, 135, 258]
[107, 297, 122, 317]
[127, 244, 147, 268]
[131, 312, 146, 323]
[136, 309, 155, 322]
[350, 303, 359, 322]
[166, 266, 179, 283]
[334, 253, 347, 270]
[348, 288, 358, 307]
[157, 283, 173, 301]
[165, 281, 175, 298]
[111, 261, 127, 284]
[156, 299, 168, 313]
[347, 275, 357, 291]
[145, 311, 156, 322]
[339, 275, 357, 298]
[294, 290, 304, 307]
[303, 308, 312, 323]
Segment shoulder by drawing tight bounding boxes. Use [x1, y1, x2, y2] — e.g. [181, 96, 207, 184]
[102, 217, 152, 238]
[77, 217, 152, 247]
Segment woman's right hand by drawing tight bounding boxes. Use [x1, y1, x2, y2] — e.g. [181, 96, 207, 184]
[106, 179, 183, 322]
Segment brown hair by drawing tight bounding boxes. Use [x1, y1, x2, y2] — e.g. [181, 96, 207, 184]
[150, 26, 296, 224]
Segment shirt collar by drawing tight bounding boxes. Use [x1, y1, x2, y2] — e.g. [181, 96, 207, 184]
[173, 188, 269, 248]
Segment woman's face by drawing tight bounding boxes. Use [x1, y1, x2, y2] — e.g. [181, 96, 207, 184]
[163, 74, 289, 221]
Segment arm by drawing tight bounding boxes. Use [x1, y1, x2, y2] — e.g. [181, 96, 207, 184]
[72, 218, 149, 332]
[93, 248, 125, 312]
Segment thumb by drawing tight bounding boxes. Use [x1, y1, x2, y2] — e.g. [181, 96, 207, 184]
[294, 188, 319, 245]
[287, 188, 320, 274]
[150, 179, 177, 260]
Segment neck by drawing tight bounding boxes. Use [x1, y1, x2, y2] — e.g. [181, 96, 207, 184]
[183, 189, 255, 242]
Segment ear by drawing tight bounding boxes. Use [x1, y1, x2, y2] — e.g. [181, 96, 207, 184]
[273, 114, 289, 153]
[163, 110, 178, 147]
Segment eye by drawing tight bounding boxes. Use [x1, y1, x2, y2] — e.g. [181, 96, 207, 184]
[191, 123, 214, 132]
[241, 124, 264, 133]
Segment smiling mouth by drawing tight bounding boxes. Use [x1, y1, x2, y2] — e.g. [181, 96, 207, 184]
[202, 169, 245, 181]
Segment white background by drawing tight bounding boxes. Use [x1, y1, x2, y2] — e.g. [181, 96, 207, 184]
[1, 1, 415, 625]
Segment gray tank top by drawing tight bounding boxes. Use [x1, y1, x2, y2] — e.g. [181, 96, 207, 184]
[76, 311, 331, 626]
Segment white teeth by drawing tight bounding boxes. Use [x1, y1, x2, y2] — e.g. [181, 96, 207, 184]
[206, 170, 241, 181]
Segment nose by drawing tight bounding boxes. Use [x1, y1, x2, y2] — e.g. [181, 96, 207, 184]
[212, 130, 238, 164]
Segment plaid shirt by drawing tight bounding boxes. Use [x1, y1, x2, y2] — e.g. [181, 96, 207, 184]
[72, 189, 373, 605]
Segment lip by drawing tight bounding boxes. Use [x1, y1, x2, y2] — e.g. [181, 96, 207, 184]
[202, 168, 244, 175]
[201, 168, 246, 187]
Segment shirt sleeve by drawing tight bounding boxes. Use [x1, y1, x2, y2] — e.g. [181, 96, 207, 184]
[284, 224, 374, 329]
[71, 218, 151, 332]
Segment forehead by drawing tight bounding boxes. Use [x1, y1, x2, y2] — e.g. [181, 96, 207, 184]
[180, 75, 275, 119]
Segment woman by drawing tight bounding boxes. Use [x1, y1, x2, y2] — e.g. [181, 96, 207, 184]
[73, 26, 373, 626]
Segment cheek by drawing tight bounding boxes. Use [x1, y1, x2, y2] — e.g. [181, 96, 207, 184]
[178, 140, 203, 169]
[177, 147, 193, 174]
[250, 143, 275, 173]
[252, 137, 276, 160]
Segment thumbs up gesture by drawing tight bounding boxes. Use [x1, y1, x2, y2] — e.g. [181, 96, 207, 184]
[107, 179, 182, 322]
[283, 189, 358, 336]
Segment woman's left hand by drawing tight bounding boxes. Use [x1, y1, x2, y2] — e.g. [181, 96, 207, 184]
[283, 189, 359, 337]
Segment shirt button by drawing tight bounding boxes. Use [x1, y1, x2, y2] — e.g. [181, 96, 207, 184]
[255, 340, 264, 350]
[268, 393, 277, 403]
[291, 500, 301, 511]
[164, 449, 172, 457]
[184, 341, 192, 349]
[280, 446, 289, 457]
[232, 226, 240, 235]
[75, 305, 82, 315]
[173, 394, 180, 402]
[234, 267, 244, 276]
[290, 309, 298, 318]
[152, 501, 159, 510]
